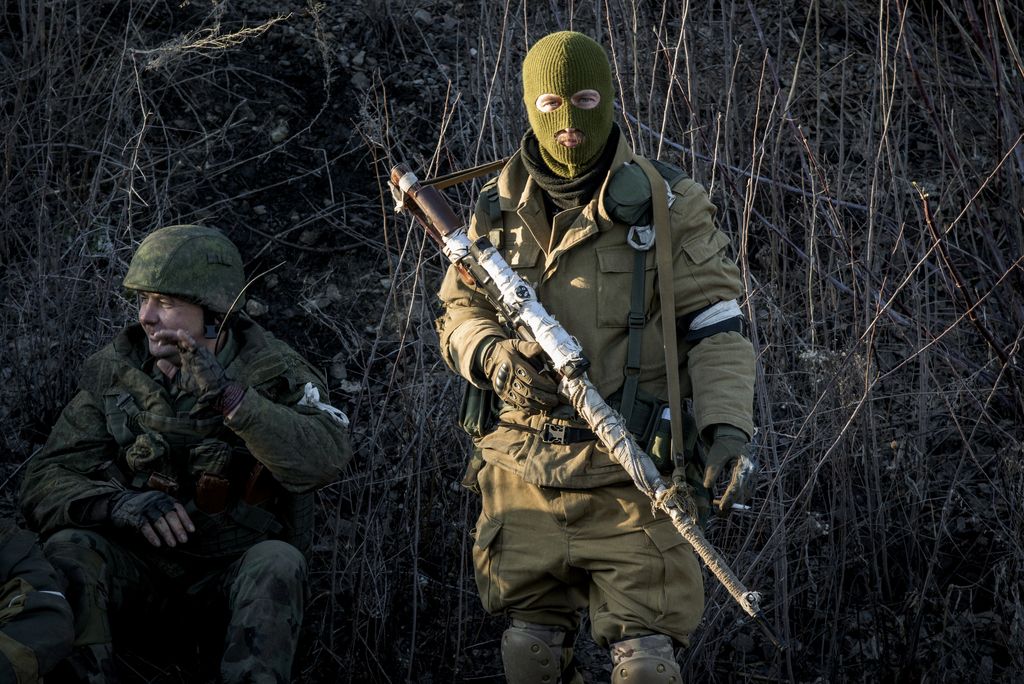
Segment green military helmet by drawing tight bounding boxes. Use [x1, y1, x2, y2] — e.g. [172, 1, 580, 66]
[123, 224, 246, 314]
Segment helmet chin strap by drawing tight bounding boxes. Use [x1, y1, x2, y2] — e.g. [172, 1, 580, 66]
[203, 309, 220, 340]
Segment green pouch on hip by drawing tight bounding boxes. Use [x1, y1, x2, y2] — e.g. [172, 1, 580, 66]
[459, 383, 501, 437]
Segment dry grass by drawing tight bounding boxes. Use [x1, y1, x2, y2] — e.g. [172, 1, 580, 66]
[2, 0, 1022, 682]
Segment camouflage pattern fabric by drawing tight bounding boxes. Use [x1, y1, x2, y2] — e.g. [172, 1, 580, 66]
[45, 530, 304, 683]
[219, 540, 305, 683]
[19, 316, 351, 681]
[0, 522, 74, 683]
[122, 224, 247, 314]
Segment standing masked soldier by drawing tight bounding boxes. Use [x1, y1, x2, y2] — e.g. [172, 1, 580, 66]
[436, 32, 756, 682]
[20, 225, 352, 683]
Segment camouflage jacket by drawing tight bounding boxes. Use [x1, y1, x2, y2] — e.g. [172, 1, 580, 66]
[20, 317, 351, 558]
[0, 522, 74, 682]
[437, 135, 755, 488]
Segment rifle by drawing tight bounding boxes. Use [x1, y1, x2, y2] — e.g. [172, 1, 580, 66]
[390, 162, 784, 651]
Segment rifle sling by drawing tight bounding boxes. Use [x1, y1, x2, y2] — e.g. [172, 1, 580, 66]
[618, 247, 647, 432]
[634, 157, 686, 469]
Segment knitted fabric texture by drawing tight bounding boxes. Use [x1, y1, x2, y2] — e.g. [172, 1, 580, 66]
[520, 126, 620, 211]
[522, 31, 615, 178]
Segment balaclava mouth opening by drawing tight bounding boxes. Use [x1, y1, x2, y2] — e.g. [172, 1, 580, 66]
[522, 31, 615, 179]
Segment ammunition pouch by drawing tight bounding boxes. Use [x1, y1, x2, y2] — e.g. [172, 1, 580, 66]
[460, 450, 486, 495]
[196, 473, 231, 514]
[610, 388, 699, 474]
[190, 439, 234, 513]
[459, 382, 502, 437]
[243, 463, 279, 506]
[457, 383, 500, 494]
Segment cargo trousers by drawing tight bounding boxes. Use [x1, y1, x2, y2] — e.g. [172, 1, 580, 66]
[45, 529, 305, 683]
[472, 463, 704, 647]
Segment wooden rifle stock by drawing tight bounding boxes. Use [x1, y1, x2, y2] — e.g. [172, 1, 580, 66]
[390, 163, 476, 287]
[389, 161, 786, 653]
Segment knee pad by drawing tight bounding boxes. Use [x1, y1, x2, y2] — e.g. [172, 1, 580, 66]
[501, 620, 567, 684]
[610, 634, 681, 683]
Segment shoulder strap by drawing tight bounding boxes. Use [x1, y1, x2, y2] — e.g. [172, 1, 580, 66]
[480, 177, 504, 248]
[618, 160, 684, 433]
[104, 391, 141, 447]
[634, 157, 686, 470]
[483, 179, 502, 223]
[618, 234, 650, 431]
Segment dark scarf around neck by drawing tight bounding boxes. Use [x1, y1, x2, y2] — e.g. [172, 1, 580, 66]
[521, 125, 620, 211]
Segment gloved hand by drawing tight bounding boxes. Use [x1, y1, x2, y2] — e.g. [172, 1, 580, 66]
[479, 338, 560, 411]
[109, 490, 195, 548]
[702, 424, 757, 517]
[671, 466, 711, 528]
[153, 329, 244, 415]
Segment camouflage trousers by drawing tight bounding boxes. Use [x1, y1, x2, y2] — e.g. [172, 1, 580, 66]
[44, 529, 306, 683]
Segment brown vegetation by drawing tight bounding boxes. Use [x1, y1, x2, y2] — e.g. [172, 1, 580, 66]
[1, 0, 1022, 681]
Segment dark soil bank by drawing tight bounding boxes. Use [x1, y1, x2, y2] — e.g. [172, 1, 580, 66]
[2, 1, 1022, 682]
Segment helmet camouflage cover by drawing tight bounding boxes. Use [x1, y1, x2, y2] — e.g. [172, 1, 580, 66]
[123, 224, 246, 314]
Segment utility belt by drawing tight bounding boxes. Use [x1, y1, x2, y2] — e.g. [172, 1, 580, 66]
[462, 384, 699, 475]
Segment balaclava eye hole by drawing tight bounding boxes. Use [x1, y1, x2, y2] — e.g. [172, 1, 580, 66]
[522, 31, 615, 179]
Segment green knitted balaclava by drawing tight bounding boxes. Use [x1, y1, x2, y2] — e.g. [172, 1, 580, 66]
[522, 31, 615, 178]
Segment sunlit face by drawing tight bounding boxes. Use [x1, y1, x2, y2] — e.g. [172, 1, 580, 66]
[534, 89, 602, 149]
[136, 292, 210, 363]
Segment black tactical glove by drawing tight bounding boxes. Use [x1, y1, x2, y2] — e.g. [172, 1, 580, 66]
[154, 329, 245, 415]
[108, 490, 177, 531]
[178, 343, 229, 405]
[108, 490, 194, 548]
[702, 424, 757, 517]
[479, 338, 560, 412]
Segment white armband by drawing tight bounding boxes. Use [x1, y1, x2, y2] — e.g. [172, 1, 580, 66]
[689, 299, 743, 331]
[297, 382, 350, 428]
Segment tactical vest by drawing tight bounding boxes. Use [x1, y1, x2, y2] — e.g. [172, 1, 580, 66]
[92, 324, 314, 559]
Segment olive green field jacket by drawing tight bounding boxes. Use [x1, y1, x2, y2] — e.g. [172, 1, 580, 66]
[436, 135, 755, 488]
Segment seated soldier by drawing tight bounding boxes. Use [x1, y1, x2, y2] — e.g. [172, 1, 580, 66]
[19, 225, 352, 683]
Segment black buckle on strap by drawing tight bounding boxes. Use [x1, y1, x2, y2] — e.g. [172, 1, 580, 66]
[540, 423, 597, 445]
[541, 423, 568, 444]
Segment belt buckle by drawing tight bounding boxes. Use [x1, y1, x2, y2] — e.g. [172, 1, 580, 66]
[541, 423, 568, 445]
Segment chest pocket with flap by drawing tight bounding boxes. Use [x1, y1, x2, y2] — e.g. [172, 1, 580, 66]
[596, 244, 656, 328]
